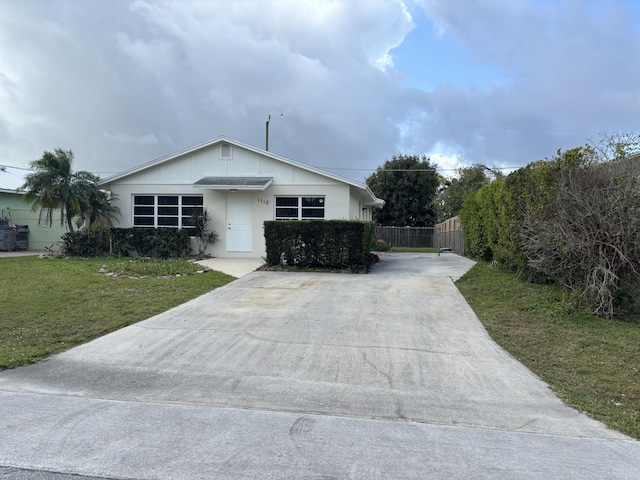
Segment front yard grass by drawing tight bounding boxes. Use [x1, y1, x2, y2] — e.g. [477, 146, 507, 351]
[456, 261, 640, 439]
[0, 256, 235, 369]
[390, 247, 438, 253]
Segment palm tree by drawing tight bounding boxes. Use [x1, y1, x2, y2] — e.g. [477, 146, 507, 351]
[21, 148, 118, 233]
[80, 187, 120, 245]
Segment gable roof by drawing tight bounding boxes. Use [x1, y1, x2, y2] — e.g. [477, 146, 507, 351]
[99, 136, 383, 206]
[0, 165, 31, 194]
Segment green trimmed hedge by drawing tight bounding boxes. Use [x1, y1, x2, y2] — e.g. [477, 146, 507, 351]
[109, 228, 191, 258]
[264, 220, 376, 271]
[61, 230, 101, 257]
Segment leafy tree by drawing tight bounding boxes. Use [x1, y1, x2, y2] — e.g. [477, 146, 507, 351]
[366, 154, 440, 227]
[434, 164, 497, 222]
[21, 148, 117, 233]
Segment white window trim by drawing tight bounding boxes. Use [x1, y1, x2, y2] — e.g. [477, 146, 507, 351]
[132, 194, 203, 230]
[274, 195, 325, 220]
[220, 144, 232, 160]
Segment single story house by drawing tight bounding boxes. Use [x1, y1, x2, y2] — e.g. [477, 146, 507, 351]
[99, 136, 384, 258]
[0, 165, 66, 250]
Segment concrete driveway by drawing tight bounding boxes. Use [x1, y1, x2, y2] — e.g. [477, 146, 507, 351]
[0, 252, 638, 479]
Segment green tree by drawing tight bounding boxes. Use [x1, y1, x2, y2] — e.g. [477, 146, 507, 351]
[434, 164, 496, 222]
[79, 182, 120, 230]
[21, 148, 117, 233]
[366, 154, 440, 227]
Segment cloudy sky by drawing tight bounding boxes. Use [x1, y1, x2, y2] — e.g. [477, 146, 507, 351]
[1, 0, 639, 182]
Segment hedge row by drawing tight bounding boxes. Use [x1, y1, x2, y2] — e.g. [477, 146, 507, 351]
[61, 228, 191, 258]
[459, 144, 640, 318]
[264, 220, 376, 271]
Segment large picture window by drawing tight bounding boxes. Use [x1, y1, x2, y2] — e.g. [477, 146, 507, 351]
[133, 195, 203, 230]
[275, 196, 325, 220]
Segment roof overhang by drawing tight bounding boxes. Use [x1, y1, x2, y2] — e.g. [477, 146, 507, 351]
[193, 176, 274, 191]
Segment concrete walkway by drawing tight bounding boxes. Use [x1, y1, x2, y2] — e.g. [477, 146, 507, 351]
[195, 256, 264, 277]
[0, 253, 638, 479]
[0, 249, 48, 258]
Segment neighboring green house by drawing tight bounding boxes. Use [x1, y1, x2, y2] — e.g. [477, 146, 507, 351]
[0, 165, 66, 250]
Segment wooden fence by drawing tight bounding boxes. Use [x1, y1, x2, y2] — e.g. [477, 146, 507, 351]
[435, 216, 465, 255]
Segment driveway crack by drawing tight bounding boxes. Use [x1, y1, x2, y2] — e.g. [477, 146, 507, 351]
[361, 352, 406, 421]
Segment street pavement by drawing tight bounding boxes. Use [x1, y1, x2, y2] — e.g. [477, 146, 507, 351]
[0, 252, 638, 479]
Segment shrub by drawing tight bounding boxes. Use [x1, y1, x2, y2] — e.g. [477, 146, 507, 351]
[109, 228, 191, 258]
[522, 155, 640, 318]
[371, 239, 392, 252]
[459, 190, 491, 260]
[189, 210, 219, 256]
[264, 220, 376, 271]
[459, 136, 640, 319]
[61, 230, 100, 257]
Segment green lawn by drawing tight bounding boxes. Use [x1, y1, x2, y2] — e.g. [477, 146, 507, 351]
[390, 247, 438, 253]
[456, 261, 640, 439]
[0, 256, 235, 369]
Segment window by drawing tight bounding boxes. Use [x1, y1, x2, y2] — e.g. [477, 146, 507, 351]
[275, 196, 325, 220]
[133, 195, 203, 231]
[220, 144, 232, 159]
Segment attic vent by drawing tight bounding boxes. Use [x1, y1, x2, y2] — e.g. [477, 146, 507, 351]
[220, 144, 232, 159]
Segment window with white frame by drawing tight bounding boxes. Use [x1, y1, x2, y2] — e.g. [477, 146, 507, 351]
[133, 195, 204, 230]
[220, 143, 232, 159]
[275, 196, 325, 220]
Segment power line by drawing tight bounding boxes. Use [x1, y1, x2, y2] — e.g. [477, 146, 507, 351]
[318, 166, 520, 172]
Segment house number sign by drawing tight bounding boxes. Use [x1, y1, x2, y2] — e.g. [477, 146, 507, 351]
[257, 198, 269, 205]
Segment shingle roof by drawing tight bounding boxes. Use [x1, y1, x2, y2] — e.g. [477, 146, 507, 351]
[0, 165, 31, 193]
[193, 176, 274, 190]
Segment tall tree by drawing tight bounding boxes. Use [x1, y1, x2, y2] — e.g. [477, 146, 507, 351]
[434, 164, 497, 222]
[21, 148, 116, 233]
[366, 154, 440, 227]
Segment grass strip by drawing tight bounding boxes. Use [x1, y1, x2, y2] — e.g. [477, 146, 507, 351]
[0, 256, 235, 369]
[456, 261, 640, 439]
[390, 247, 438, 253]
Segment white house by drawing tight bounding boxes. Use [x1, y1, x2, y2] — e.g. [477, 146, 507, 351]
[99, 137, 384, 258]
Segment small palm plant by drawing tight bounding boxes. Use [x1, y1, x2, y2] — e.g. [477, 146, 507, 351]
[190, 209, 219, 256]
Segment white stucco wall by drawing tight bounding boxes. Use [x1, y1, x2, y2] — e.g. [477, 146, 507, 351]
[104, 141, 375, 258]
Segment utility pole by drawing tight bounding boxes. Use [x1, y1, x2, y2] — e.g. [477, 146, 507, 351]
[265, 115, 270, 151]
[265, 114, 283, 151]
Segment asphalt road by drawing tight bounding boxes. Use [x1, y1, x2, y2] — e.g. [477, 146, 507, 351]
[0, 253, 638, 479]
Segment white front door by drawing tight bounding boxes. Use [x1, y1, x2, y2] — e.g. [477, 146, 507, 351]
[227, 194, 252, 252]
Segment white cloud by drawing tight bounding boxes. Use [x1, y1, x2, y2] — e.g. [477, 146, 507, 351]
[407, 0, 640, 165]
[428, 151, 465, 178]
[0, 0, 639, 180]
